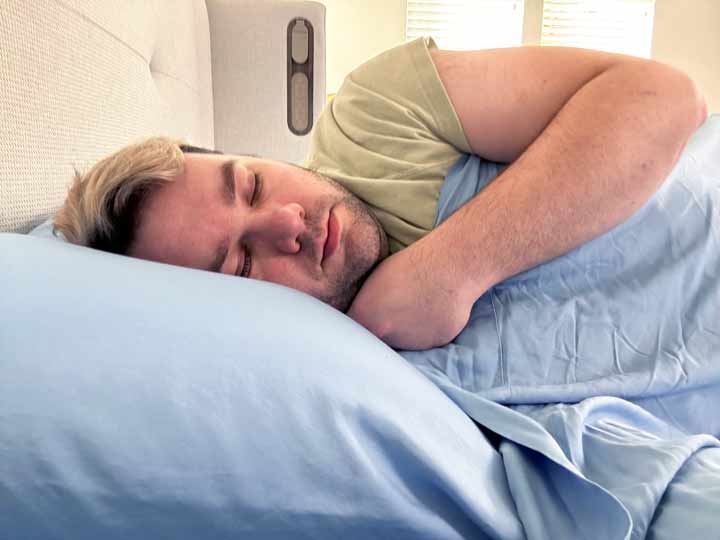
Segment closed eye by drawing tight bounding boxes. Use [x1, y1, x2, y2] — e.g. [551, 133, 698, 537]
[237, 173, 263, 278]
[238, 249, 252, 277]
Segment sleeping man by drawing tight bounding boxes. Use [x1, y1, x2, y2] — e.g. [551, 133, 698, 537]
[54, 38, 708, 353]
[43, 37, 720, 539]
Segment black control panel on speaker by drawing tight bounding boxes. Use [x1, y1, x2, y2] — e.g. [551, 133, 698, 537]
[287, 18, 314, 136]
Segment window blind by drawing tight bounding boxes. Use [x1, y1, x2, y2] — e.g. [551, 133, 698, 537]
[406, 0, 525, 50]
[541, 0, 656, 58]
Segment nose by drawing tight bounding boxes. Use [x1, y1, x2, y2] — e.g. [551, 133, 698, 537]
[251, 202, 307, 254]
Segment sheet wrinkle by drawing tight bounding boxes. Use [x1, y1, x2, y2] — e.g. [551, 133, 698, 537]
[489, 289, 506, 388]
[401, 118, 720, 535]
[504, 451, 585, 536]
[611, 329, 624, 375]
[570, 299, 580, 384]
[402, 116, 720, 436]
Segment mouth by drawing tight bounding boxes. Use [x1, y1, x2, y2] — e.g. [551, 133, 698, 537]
[321, 207, 340, 266]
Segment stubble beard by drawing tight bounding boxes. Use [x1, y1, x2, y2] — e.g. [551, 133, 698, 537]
[308, 173, 390, 313]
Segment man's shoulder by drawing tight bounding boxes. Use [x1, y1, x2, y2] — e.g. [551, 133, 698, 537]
[303, 36, 465, 172]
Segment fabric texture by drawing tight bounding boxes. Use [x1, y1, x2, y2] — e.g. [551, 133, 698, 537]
[0, 232, 522, 540]
[5, 232, 720, 540]
[401, 114, 720, 438]
[304, 37, 471, 253]
[0, 0, 214, 233]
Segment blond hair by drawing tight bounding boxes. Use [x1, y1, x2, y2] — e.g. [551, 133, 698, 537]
[54, 137, 188, 253]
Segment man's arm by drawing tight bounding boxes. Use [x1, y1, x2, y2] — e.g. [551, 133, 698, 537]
[348, 46, 707, 350]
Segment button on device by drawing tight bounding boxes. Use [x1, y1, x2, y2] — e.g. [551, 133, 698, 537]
[291, 20, 309, 64]
[291, 73, 309, 132]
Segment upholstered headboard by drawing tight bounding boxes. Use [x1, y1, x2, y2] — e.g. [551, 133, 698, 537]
[0, 0, 326, 233]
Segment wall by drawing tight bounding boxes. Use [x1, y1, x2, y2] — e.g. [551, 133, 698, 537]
[521, 0, 720, 111]
[652, 0, 720, 112]
[522, 0, 543, 45]
[316, 0, 407, 94]
[320, 0, 719, 111]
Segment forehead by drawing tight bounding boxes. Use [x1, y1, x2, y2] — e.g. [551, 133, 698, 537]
[127, 152, 309, 265]
[126, 153, 231, 266]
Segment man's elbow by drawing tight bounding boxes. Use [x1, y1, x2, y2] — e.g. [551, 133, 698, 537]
[692, 80, 709, 129]
[655, 63, 708, 131]
[608, 58, 708, 134]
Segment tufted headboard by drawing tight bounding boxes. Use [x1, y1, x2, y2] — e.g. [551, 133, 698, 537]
[0, 0, 326, 233]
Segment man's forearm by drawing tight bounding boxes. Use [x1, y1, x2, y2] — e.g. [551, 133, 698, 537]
[422, 60, 708, 301]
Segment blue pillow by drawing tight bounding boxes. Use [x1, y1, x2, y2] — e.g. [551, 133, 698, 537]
[27, 217, 62, 240]
[0, 233, 522, 539]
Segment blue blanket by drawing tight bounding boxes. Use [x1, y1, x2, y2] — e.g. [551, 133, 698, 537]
[438, 395, 720, 539]
[403, 114, 720, 438]
[389, 115, 720, 539]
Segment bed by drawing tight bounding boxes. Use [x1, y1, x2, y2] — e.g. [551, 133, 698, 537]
[2, 1, 719, 538]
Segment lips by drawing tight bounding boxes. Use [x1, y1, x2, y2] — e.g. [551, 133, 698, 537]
[322, 208, 340, 265]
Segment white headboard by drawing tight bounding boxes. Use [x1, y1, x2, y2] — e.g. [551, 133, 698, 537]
[207, 0, 326, 163]
[0, 0, 326, 233]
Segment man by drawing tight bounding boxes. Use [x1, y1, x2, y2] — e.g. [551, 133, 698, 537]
[54, 37, 707, 350]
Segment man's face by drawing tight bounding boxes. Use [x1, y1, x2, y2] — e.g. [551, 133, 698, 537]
[129, 152, 390, 312]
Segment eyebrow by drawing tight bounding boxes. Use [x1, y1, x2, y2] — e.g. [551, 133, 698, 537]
[220, 159, 237, 204]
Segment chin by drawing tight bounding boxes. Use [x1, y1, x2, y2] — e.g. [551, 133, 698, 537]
[335, 289, 361, 313]
[323, 274, 365, 313]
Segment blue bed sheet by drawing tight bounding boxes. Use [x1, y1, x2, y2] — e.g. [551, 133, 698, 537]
[434, 393, 720, 540]
[403, 114, 720, 438]
[394, 115, 720, 538]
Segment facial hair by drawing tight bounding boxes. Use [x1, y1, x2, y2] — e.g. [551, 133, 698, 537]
[302, 170, 390, 312]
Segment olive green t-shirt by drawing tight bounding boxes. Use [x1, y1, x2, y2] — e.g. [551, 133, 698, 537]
[302, 37, 472, 254]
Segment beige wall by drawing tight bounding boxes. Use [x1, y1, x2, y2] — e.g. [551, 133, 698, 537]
[652, 0, 720, 113]
[321, 0, 719, 111]
[521, 0, 720, 112]
[522, 0, 544, 45]
[317, 0, 407, 94]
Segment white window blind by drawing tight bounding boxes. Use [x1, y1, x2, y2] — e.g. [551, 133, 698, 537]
[406, 0, 525, 50]
[541, 0, 656, 58]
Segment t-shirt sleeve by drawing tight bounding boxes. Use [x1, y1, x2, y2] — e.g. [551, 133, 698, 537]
[303, 37, 472, 252]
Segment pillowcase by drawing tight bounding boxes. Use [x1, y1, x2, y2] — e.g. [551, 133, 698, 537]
[0, 233, 519, 539]
[27, 217, 61, 240]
